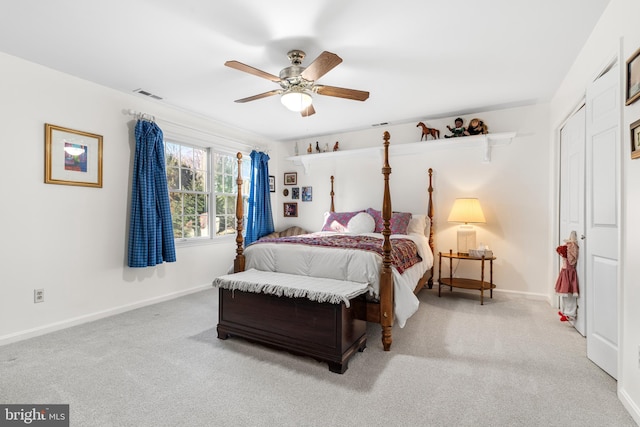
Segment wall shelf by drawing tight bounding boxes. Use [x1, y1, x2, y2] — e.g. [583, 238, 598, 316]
[287, 132, 516, 174]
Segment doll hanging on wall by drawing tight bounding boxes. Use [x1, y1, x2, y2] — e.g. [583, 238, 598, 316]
[555, 231, 580, 322]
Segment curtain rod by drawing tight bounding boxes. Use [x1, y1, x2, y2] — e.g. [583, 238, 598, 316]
[125, 109, 267, 153]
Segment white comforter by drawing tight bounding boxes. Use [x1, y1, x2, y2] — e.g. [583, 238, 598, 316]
[243, 231, 433, 327]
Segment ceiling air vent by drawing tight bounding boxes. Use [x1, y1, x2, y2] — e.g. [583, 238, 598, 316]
[372, 122, 389, 127]
[133, 88, 163, 100]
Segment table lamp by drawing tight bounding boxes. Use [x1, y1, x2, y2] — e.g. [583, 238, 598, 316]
[448, 198, 486, 255]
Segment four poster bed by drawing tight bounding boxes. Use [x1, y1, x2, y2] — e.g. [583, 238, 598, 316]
[213, 131, 435, 373]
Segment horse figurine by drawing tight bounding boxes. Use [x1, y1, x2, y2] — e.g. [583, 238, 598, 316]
[417, 122, 440, 140]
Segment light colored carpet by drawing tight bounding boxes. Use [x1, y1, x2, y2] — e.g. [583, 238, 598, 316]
[0, 286, 636, 427]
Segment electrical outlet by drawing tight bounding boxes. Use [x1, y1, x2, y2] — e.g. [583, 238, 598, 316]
[34, 289, 44, 303]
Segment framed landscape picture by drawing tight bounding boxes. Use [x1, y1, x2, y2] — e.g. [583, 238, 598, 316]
[45, 124, 103, 188]
[626, 47, 640, 105]
[630, 118, 640, 159]
[284, 172, 297, 185]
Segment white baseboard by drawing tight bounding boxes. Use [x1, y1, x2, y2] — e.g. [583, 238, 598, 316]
[619, 387, 640, 426]
[0, 283, 212, 347]
[492, 288, 550, 302]
[433, 281, 549, 302]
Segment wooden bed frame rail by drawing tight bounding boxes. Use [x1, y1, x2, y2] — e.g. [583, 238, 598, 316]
[232, 132, 434, 351]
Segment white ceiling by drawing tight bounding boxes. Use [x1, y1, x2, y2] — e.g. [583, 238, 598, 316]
[0, 0, 610, 142]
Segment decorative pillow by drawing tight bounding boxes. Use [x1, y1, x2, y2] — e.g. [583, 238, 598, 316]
[366, 208, 384, 232]
[260, 226, 309, 240]
[390, 212, 412, 235]
[321, 211, 363, 232]
[347, 212, 375, 234]
[366, 208, 412, 235]
[407, 215, 427, 236]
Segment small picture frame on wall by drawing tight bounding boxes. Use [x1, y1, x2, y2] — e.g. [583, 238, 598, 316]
[291, 187, 300, 199]
[284, 202, 298, 217]
[269, 175, 275, 192]
[630, 119, 640, 159]
[45, 123, 103, 188]
[626, 47, 640, 106]
[301, 186, 312, 201]
[284, 172, 297, 185]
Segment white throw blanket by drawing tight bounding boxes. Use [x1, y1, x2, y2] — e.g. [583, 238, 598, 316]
[213, 268, 369, 307]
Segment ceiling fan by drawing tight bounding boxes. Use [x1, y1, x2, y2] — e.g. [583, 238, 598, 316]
[225, 50, 369, 117]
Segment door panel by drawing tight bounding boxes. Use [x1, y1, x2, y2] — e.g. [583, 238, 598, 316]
[585, 65, 619, 379]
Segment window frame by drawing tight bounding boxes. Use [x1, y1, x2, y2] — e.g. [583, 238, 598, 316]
[164, 136, 250, 244]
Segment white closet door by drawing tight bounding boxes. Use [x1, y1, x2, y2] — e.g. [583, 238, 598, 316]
[585, 64, 620, 379]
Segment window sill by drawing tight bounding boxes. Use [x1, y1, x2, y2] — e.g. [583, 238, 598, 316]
[175, 234, 236, 248]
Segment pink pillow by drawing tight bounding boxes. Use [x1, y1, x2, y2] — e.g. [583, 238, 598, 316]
[322, 211, 364, 232]
[390, 212, 412, 235]
[366, 208, 412, 234]
[366, 208, 384, 232]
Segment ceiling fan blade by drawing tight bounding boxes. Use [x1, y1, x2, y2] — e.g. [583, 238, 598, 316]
[301, 104, 316, 117]
[300, 51, 342, 81]
[225, 60, 281, 82]
[234, 90, 281, 103]
[315, 85, 370, 101]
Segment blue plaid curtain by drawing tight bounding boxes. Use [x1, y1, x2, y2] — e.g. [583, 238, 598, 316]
[245, 150, 274, 246]
[127, 120, 176, 267]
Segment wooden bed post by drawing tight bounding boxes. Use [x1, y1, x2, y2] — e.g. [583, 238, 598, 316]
[380, 131, 394, 351]
[233, 152, 245, 273]
[427, 168, 435, 288]
[330, 175, 335, 213]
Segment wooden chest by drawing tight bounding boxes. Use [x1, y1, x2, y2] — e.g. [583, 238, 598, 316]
[217, 288, 367, 373]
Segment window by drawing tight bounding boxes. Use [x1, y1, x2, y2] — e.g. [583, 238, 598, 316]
[213, 152, 250, 236]
[165, 140, 250, 240]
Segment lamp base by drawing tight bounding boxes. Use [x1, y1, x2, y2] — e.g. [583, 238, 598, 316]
[457, 225, 476, 255]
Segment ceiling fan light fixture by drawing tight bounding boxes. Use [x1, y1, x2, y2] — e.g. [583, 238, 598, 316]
[281, 90, 312, 112]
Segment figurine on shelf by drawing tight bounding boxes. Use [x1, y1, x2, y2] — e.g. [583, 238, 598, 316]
[294, 141, 299, 156]
[464, 118, 488, 135]
[307, 143, 312, 154]
[417, 122, 440, 140]
[323, 142, 329, 152]
[445, 118, 466, 138]
[315, 141, 321, 153]
[333, 141, 340, 151]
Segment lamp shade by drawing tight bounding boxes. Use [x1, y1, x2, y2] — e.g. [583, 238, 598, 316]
[448, 198, 486, 224]
[281, 90, 312, 112]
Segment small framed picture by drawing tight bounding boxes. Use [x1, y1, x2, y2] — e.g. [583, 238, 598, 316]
[284, 202, 298, 217]
[284, 172, 297, 185]
[626, 47, 640, 106]
[630, 119, 640, 159]
[301, 186, 312, 201]
[291, 187, 300, 199]
[269, 175, 275, 192]
[45, 124, 103, 187]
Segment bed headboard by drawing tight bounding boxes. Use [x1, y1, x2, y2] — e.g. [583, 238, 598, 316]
[325, 163, 435, 256]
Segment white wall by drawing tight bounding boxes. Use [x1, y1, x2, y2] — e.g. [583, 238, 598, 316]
[549, 0, 640, 422]
[0, 52, 274, 344]
[275, 104, 553, 298]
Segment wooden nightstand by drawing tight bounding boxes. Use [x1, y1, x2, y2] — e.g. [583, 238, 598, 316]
[438, 249, 496, 305]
